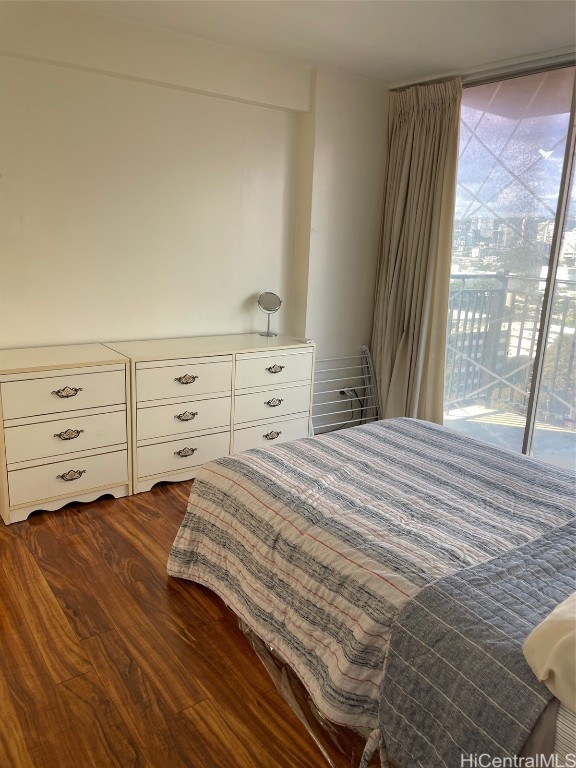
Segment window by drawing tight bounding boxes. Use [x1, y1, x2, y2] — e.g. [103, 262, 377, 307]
[532, 159, 576, 465]
[444, 67, 576, 469]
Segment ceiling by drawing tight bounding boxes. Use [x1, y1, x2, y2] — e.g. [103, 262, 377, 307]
[75, 0, 576, 87]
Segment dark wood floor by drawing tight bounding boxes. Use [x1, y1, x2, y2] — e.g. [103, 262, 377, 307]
[0, 482, 369, 768]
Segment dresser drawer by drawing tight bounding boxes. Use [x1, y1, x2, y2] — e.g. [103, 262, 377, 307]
[4, 409, 127, 465]
[8, 449, 128, 507]
[235, 351, 313, 390]
[1, 369, 126, 420]
[136, 359, 232, 402]
[137, 431, 229, 477]
[138, 397, 231, 441]
[233, 416, 310, 454]
[234, 385, 311, 425]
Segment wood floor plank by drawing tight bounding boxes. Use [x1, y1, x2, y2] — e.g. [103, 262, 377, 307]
[130, 572, 224, 627]
[195, 607, 275, 694]
[0, 483, 350, 768]
[174, 698, 258, 768]
[162, 574, 225, 621]
[101, 506, 175, 577]
[82, 629, 208, 768]
[153, 618, 326, 768]
[0, 574, 78, 768]
[57, 671, 149, 768]
[130, 576, 234, 658]
[45, 501, 84, 538]
[75, 508, 155, 584]
[61, 532, 153, 631]
[119, 592, 317, 767]
[142, 510, 188, 558]
[103, 507, 224, 620]
[69, 494, 127, 523]
[259, 683, 380, 767]
[117, 620, 207, 712]
[0, 662, 37, 768]
[114, 492, 162, 524]
[149, 480, 192, 529]
[21, 525, 113, 639]
[245, 686, 341, 768]
[126, 590, 261, 709]
[1, 535, 92, 683]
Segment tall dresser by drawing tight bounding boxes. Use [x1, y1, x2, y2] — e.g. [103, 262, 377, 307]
[0, 344, 131, 525]
[105, 334, 315, 493]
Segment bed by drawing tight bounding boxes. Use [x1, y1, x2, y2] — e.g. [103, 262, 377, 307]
[167, 417, 575, 766]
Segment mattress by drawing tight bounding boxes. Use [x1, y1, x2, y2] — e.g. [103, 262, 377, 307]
[555, 705, 576, 759]
[167, 417, 575, 733]
[376, 519, 575, 766]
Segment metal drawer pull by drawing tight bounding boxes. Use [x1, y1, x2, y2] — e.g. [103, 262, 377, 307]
[263, 431, 282, 440]
[175, 374, 198, 385]
[175, 411, 198, 421]
[52, 386, 83, 398]
[265, 364, 285, 374]
[56, 469, 87, 481]
[54, 428, 84, 440]
[265, 398, 283, 407]
[175, 447, 198, 457]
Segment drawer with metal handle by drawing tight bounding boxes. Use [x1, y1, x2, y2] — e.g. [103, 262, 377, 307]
[234, 385, 311, 425]
[136, 359, 232, 402]
[137, 396, 231, 441]
[3, 409, 127, 465]
[1, 369, 126, 420]
[235, 350, 313, 390]
[232, 416, 310, 454]
[137, 430, 230, 477]
[7, 449, 128, 507]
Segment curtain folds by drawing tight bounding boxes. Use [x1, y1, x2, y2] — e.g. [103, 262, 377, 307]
[371, 78, 462, 423]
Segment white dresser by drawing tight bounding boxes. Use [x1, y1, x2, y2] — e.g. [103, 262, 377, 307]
[232, 346, 315, 453]
[0, 344, 131, 525]
[105, 334, 315, 494]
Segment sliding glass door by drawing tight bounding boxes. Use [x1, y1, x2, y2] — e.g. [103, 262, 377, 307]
[531, 159, 576, 467]
[444, 66, 576, 468]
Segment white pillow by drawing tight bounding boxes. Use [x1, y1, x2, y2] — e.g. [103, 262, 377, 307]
[523, 593, 576, 713]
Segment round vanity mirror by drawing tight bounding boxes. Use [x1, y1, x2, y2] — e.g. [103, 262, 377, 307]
[257, 292, 282, 337]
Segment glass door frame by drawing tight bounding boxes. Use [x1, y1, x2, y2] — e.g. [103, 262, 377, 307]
[450, 65, 576, 460]
[521, 77, 576, 456]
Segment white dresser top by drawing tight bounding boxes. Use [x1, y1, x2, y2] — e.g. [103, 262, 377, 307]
[0, 343, 129, 375]
[104, 334, 314, 363]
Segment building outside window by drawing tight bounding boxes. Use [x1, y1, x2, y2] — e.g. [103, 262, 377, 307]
[444, 66, 576, 470]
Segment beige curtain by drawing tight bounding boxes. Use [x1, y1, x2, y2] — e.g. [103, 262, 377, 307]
[371, 78, 462, 423]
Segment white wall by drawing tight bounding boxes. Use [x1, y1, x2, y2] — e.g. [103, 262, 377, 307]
[0, 2, 388, 354]
[302, 70, 388, 359]
[0, 1, 311, 111]
[0, 56, 298, 345]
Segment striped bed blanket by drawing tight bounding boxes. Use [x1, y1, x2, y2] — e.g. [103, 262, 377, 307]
[378, 519, 576, 767]
[167, 418, 575, 733]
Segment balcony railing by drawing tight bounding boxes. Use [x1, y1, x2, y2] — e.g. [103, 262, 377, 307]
[445, 272, 576, 429]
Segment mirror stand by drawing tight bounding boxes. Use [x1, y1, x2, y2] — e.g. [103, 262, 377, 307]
[257, 292, 282, 337]
[261, 313, 275, 338]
